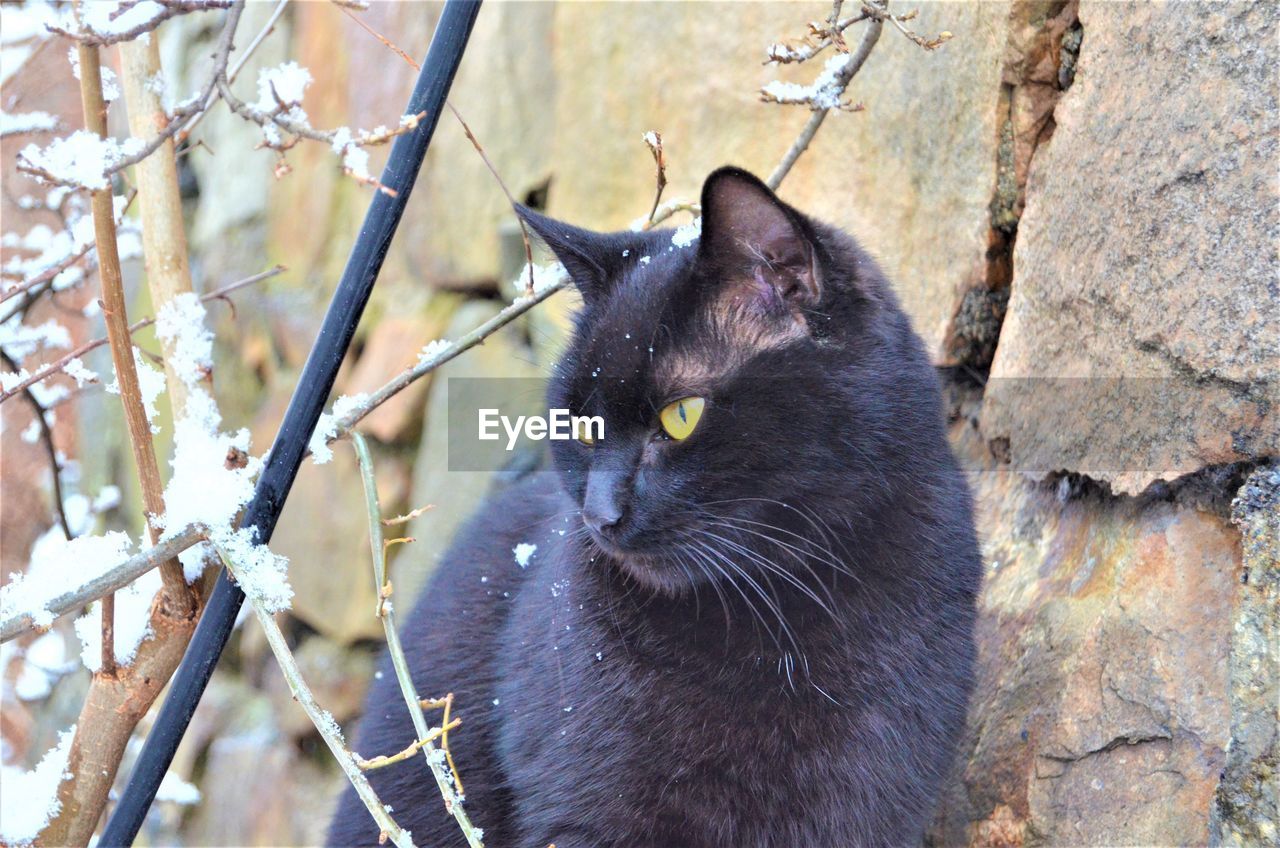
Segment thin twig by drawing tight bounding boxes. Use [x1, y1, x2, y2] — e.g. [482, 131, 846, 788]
[0, 266, 285, 404]
[114, 1, 245, 174]
[643, 131, 667, 225]
[213, 542, 415, 848]
[0, 189, 139, 311]
[335, 0, 420, 70]
[861, 1, 953, 50]
[446, 103, 535, 296]
[353, 433, 485, 847]
[174, 0, 284, 141]
[211, 34, 417, 195]
[440, 691, 464, 796]
[322, 274, 569, 451]
[640, 199, 701, 230]
[382, 504, 432, 526]
[355, 719, 460, 770]
[228, 0, 289, 82]
[0, 349, 72, 539]
[764, 11, 871, 64]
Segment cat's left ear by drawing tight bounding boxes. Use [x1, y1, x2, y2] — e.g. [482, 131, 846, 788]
[694, 166, 822, 307]
[515, 205, 624, 304]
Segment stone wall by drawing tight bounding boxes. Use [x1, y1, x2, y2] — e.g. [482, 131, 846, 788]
[1, 2, 1274, 845]
[150, 1, 1280, 843]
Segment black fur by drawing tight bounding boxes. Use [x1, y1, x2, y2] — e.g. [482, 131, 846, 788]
[327, 168, 981, 847]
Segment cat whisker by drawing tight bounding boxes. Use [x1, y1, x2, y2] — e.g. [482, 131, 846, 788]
[694, 526, 837, 615]
[669, 532, 736, 636]
[685, 538, 786, 656]
[687, 535, 805, 665]
[701, 515, 857, 586]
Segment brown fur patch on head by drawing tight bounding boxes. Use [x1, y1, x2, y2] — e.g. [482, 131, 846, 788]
[652, 276, 808, 396]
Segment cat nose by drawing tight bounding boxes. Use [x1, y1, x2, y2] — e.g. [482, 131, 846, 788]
[583, 470, 627, 536]
[583, 502, 622, 535]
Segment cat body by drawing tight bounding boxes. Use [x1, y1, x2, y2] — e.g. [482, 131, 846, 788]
[327, 168, 981, 847]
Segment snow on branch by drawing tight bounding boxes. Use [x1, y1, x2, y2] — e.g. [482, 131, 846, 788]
[0, 110, 60, 138]
[0, 526, 206, 643]
[214, 539, 415, 847]
[217, 55, 427, 194]
[46, 0, 236, 48]
[764, 1, 951, 67]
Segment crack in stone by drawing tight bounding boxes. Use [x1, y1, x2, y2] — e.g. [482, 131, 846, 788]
[1039, 731, 1173, 767]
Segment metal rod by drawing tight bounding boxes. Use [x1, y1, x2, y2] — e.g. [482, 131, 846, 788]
[99, 2, 482, 842]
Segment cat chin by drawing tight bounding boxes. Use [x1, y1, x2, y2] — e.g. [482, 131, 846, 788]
[588, 541, 698, 598]
[614, 558, 698, 599]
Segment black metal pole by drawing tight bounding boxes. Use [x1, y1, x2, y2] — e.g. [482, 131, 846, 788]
[100, 2, 482, 843]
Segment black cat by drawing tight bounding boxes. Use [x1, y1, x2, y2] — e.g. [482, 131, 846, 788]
[327, 167, 981, 847]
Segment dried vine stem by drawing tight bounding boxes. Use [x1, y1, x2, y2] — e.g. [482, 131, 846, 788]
[354, 433, 485, 846]
[212, 542, 415, 848]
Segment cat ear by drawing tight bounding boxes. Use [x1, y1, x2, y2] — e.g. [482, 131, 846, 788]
[515, 205, 622, 304]
[695, 166, 822, 307]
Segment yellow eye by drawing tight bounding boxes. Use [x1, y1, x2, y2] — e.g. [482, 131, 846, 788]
[574, 416, 596, 445]
[659, 396, 705, 441]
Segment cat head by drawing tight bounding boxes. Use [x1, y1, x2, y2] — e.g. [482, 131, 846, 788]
[519, 167, 938, 596]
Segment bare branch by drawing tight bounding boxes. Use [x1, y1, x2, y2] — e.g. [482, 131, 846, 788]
[766, 11, 884, 189]
[47, 0, 236, 47]
[446, 103, 536, 295]
[764, 10, 871, 64]
[0, 190, 138, 309]
[355, 719, 460, 771]
[861, 2, 953, 51]
[321, 273, 569, 453]
[76, 42, 191, 619]
[643, 199, 701, 230]
[382, 504, 432, 527]
[110, 0, 244, 172]
[335, 0, 420, 70]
